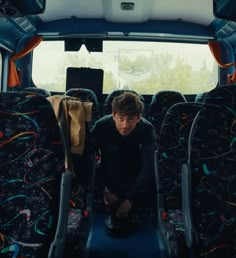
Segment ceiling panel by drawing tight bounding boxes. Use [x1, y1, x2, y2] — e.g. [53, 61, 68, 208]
[39, 0, 214, 25]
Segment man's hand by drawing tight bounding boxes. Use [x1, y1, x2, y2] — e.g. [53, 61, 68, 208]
[116, 199, 132, 218]
[104, 190, 118, 206]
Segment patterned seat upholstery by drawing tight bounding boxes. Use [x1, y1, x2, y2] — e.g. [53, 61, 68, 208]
[103, 89, 145, 116]
[0, 92, 69, 258]
[156, 86, 236, 258]
[147, 90, 187, 143]
[158, 102, 201, 209]
[155, 102, 201, 258]
[65, 88, 101, 129]
[183, 104, 236, 258]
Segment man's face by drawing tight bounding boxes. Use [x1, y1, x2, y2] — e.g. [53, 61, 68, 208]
[112, 112, 140, 136]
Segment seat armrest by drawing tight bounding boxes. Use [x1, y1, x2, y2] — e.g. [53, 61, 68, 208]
[182, 163, 198, 248]
[154, 149, 161, 193]
[48, 170, 73, 258]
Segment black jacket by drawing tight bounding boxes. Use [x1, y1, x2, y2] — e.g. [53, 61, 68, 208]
[91, 115, 157, 202]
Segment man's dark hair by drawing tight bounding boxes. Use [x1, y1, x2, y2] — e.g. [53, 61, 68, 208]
[112, 92, 144, 116]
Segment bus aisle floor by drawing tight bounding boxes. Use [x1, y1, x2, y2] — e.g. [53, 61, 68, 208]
[85, 206, 161, 258]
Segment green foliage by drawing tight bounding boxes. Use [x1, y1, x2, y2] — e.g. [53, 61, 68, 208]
[115, 53, 216, 94]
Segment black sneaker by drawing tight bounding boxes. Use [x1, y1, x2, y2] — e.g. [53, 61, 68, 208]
[105, 214, 122, 236]
[104, 214, 115, 232]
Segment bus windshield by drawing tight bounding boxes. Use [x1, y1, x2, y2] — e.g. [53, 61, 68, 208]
[32, 40, 217, 94]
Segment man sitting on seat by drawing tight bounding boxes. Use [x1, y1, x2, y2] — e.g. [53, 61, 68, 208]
[91, 92, 157, 236]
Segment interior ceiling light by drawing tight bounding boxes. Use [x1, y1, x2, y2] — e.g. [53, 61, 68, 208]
[120, 2, 135, 11]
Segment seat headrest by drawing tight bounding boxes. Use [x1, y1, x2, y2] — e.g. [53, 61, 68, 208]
[149, 90, 187, 114]
[22, 87, 51, 97]
[203, 85, 236, 108]
[65, 88, 101, 127]
[147, 90, 187, 142]
[66, 88, 99, 106]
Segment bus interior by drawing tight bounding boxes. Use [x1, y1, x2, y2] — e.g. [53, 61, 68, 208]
[0, 0, 236, 258]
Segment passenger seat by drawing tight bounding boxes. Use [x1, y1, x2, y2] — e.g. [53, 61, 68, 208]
[0, 92, 72, 258]
[182, 103, 236, 258]
[155, 102, 201, 258]
[47, 94, 97, 256]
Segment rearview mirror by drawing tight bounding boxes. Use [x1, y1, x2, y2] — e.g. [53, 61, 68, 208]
[65, 39, 103, 52]
[213, 0, 236, 21]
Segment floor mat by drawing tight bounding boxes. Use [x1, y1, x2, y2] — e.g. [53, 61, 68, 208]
[87, 210, 161, 258]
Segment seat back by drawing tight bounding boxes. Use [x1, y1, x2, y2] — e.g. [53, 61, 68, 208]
[103, 89, 145, 116]
[147, 90, 187, 143]
[154, 102, 200, 258]
[0, 92, 66, 258]
[47, 94, 95, 191]
[185, 104, 236, 258]
[156, 102, 201, 211]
